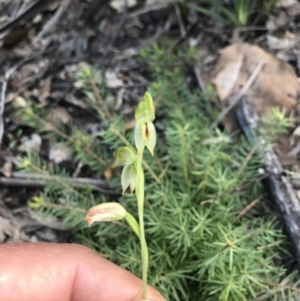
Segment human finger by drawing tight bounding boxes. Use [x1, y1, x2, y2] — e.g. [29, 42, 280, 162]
[0, 243, 166, 301]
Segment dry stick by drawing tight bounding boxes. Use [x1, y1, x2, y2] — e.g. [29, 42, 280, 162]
[237, 195, 264, 218]
[100, 0, 128, 65]
[31, 112, 107, 166]
[0, 174, 119, 195]
[28, 162, 87, 201]
[0, 62, 26, 143]
[256, 239, 285, 251]
[127, 0, 174, 18]
[194, 61, 206, 92]
[13, 171, 109, 186]
[33, 0, 72, 43]
[0, 0, 56, 34]
[201, 174, 269, 205]
[89, 76, 113, 121]
[210, 59, 264, 130]
[72, 161, 83, 178]
[237, 138, 262, 176]
[255, 281, 300, 301]
[174, 2, 186, 38]
[41, 203, 86, 214]
[0, 177, 114, 194]
[0, 47, 51, 143]
[14, 1, 29, 18]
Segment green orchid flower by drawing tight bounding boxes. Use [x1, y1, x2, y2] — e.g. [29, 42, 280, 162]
[134, 92, 157, 155]
[114, 146, 138, 195]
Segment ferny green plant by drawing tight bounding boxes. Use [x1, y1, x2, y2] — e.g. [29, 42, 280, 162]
[15, 46, 300, 300]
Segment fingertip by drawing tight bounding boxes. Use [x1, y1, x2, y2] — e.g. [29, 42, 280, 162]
[70, 244, 167, 301]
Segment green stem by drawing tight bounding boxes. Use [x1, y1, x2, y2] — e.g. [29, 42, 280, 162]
[136, 153, 148, 299]
[125, 212, 141, 239]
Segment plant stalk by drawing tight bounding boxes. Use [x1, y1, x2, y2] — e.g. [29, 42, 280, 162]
[136, 153, 148, 299]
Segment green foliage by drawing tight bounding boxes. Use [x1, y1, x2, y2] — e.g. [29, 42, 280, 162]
[258, 0, 279, 15]
[140, 43, 196, 72]
[176, 0, 279, 28]
[16, 48, 300, 300]
[261, 107, 294, 143]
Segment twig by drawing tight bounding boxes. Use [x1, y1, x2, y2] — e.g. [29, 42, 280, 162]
[6, 156, 94, 201]
[31, 112, 107, 166]
[255, 278, 297, 301]
[0, 0, 56, 34]
[28, 162, 87, 201]
[237, 139, 262, 176]
[194, 61, 206, 92]
[0, 172, 119, 195]
[238, 195, 263, 218]
[256, 239, 285, 251]
[174, 2, 186, 38]
[100, 0, 128, 65]
[72, 161, 83, 178]
[210, 59, 264, 130]
[12, 171, 109, 187]
[0, 45, 49, 143]
[33, 0, 72, 43]
[89, 76, 113, 121]
[201, 26, 268, 34]
[287, 142, 300, 157]
[37, 203, 86, 214]
[127, 0, 174, 18]
[201, 174, 269, 205]
[0, 61, 27, 143]
[267, 281, 300, 293]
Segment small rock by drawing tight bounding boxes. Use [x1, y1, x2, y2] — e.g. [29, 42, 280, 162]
[267, 31, 297, 50]
[266, 11, 289, 30]
[0, 162, 12, 177]
[49, 144, 72, 164]
[276, 0, 298, 8]
[14, 96, 27, 108]
[21, 133, 42, 152]
[110, 0, 137, 12]
[47, 107, 72, 126]
[105, 69, 124, 88]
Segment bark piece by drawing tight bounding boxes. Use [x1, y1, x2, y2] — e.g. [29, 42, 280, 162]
[237, 96, 300, 268]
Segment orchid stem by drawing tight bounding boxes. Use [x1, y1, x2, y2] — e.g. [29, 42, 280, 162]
[136, 152, 148, 299]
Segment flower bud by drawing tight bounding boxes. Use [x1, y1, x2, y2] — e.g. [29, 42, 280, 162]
[85, 202, 127, 226]
[114, 146, 137, 167]
[135, 92, 155, 124]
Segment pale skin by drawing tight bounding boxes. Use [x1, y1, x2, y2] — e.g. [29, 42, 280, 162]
[0, 243, 167, 301]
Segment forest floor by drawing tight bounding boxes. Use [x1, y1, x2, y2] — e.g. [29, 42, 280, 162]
[1, 0, 300, 281]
